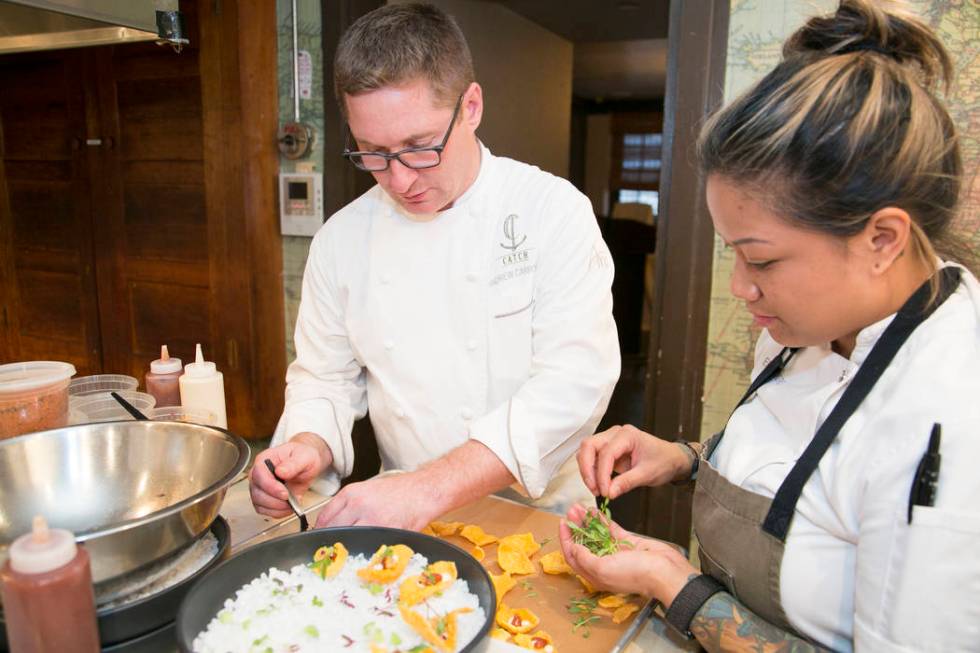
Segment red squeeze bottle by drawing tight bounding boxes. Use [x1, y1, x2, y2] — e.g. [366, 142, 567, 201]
[0, 516, 99, 653]
[145, 344, 183, 408]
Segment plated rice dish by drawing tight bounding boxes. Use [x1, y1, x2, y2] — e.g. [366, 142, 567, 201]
[193, 542, 485, 653]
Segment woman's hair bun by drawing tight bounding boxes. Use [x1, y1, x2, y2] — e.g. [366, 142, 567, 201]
[783, 0, 952, 90]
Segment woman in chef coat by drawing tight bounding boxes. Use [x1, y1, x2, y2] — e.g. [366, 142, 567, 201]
[560, 1, 980, 650]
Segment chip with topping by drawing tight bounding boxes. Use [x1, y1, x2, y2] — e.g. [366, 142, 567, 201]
[459, 524, 498, 546]
[469, 545, 485, 562]
[311, 542, 348, 579]
[398, 560, 458, 606]
[398, 603, 472, 652]
[513, 630, 555, 651]
[612, 602, 640, 624]
[357, 544, 414, 584]
[495, 604, 540, 634]
[538, 550, 573, 575]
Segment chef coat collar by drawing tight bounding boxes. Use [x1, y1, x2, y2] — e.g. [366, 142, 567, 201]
[385, 141, 491, 221]
[842, 259, 957, 367]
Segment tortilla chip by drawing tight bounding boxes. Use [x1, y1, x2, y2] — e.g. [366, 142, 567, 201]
[490, 571, 516, 607]
[498, 532, 541, 557]
[421, 525, 437, 536]
[310, 542, 348, 579]
[470, 545, 485, 562]
[398, 605, 470, 652]
[398, 560, 457, 606]
[498, 541, 535, 575]
[429, 520, 464, 536]
[459, 524, 497, 546]
[513, 630, 555, 651]
[538, 550, 573, 575]
[489, 627, 511, 641]
[612, 602, 640, 624]
[495, 604, 540, 634]
[597, 593, 628, 609]
[357, 544, 413, 584]
[576, 574, 597, 594]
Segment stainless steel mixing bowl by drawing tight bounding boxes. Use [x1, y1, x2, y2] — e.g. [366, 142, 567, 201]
[0, 420, 249, 584]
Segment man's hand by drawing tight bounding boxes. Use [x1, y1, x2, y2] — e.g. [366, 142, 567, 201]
[314, 440, 514, 530]
[559, 503, 695, 607]
[314, 471, 440, 530]
[577, 425, 691, 499]
[250, 432, 333, 518]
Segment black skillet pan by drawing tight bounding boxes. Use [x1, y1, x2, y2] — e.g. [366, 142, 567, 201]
[176, 526, 496, 652]
[0, 516, 230, 650]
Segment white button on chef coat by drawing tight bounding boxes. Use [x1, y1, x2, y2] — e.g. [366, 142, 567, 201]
[460, 406, 473, 420]
[710, 263, 980, 652]
[466, 340, 478, 351]
[272, 143, 620, 513]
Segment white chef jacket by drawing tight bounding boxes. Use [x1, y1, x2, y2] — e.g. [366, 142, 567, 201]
[272, 143, 620, 512]
[711, 262, 980, 651]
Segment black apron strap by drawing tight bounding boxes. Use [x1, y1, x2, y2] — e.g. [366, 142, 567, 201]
[704, 347, 799, 459]
[762, 267, 962, 540]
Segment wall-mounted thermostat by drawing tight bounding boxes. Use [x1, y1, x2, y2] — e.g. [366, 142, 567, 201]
[279, 172, 323, 237]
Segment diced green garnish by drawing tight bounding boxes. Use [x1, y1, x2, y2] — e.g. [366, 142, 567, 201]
[363, 622, 376, 635]
[218, 610, 234, 624]
[304, 625, 319, 638]
[312, 595, 324, 607]
[251, 635, 268, 646]
[408, 646, 430, 653]
[367, 582, 384, 595]
[242, 619, 251, 630]
[390, 633, 402, 646]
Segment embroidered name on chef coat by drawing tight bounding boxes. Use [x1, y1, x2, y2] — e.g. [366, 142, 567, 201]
[491, 213, 536, 286]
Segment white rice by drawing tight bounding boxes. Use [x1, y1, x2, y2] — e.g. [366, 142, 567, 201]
[192, 550, 485, 653]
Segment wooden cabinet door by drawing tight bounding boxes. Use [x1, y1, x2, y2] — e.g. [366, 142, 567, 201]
[0, 52, 103, 374]
[0, 0, 284, 437]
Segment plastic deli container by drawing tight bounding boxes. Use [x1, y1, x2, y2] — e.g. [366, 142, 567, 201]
[0, 362, 76, 439]
[68, 375, 138, 397]
[70, 391, 156, 423]
[146, 406, 217, 426]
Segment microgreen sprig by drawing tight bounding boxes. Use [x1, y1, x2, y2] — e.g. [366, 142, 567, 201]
[568, 497, 633, 556]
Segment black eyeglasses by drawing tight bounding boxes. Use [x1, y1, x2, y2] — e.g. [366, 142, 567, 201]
[343, 95, 463, 172]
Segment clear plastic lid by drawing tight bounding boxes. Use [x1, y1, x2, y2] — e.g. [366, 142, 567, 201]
[0, 362, 76, 394]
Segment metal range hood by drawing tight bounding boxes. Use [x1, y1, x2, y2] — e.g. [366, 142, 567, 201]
[0, 0, 186, 55]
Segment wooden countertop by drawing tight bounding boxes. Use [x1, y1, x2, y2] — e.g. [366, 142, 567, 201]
[219, 474, 697, 653]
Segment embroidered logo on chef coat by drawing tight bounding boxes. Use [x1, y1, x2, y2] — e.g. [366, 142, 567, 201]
[500, 214, 527, 251]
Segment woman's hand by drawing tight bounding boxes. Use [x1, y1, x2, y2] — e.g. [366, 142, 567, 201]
[577, 425, 692, 498]
[559, 503, 696, 607]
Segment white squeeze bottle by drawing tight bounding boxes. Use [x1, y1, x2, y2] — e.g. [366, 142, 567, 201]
[178, 343, 227, 429]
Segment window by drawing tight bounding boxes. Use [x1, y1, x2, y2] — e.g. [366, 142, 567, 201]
[610, 112, 663, 217]
[617, 189, 659, 216]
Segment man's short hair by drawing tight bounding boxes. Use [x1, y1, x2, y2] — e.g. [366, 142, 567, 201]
[334, 3, 475, 113]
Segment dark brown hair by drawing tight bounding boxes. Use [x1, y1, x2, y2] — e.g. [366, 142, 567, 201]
[334, 3, 474, 114]
[699, 0, 975, 278]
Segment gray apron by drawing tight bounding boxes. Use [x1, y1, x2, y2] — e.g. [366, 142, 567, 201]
[692, 267, 961, 637]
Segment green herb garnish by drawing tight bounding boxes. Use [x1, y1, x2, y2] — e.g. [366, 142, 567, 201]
[304, 625, 319, 638]
[367, 582, 384, 595]
[312, 595, 324, 607]
[568, 497, 633, 556]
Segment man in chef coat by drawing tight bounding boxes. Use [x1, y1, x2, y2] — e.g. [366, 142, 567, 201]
[250, 3, 620, 529]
